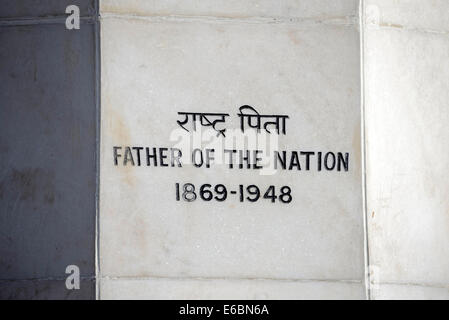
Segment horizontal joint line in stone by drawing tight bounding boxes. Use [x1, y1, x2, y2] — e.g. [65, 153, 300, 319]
[375, 281, 449, 290]
[0, 275, 95, 283]
[367, 23, 449, 35]
[100, 275, 362, 284]
[100, 13, 357, 27]
[0, 15, 97, 27]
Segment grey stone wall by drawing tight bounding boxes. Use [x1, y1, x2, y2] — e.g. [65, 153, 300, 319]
[0, 0, 98, 299]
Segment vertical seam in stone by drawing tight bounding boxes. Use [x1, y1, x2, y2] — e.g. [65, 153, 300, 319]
[94, 0, 101, 301]
[359, 0, 371, 300]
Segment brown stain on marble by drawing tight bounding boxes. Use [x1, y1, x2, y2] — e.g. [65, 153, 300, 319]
[101, 4, 252, 20]
[215, 25, 225, 33]
[108, 107, 135, 187]
[380, 22, 404, 29]
[288, 30, 301, 45]
[109, 106, 131, 144]
[133, 215, 148, 255]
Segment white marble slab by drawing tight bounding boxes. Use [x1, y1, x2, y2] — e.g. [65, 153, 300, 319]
[99, 3, 364, 299]
[364, 1, 449, 299]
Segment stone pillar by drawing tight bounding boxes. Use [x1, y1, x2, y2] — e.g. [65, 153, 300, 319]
[364, 0, 449, 299]
[0, 0, 98, 299]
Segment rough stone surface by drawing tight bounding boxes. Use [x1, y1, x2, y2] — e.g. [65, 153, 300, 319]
[0, 3, 97, 299]
[0, 0, 95, 19]
[0, 279, 95, 300]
